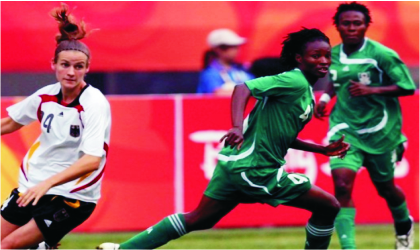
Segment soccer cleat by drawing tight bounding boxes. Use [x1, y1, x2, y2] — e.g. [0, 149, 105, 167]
[395, 216, 414, 250]
[96, 243, 120, 250]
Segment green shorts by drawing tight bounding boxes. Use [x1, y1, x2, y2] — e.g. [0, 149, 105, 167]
[330, 143, 404, 182]
[204, 163, 312, 207]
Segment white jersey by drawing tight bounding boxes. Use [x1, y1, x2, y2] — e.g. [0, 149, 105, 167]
[7, 83, 111, 203]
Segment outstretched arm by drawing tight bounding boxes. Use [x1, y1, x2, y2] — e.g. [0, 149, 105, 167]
[220, 84, 252, 150]
[1, 117, 24, 135]
[290, 135, 350, 158]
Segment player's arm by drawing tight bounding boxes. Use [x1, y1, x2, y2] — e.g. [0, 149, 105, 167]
[220, 83, 252, 150]
[17, 154, 101, 207]
[290, 135, 350, 158]
[1, 117, 24, 135]
[315, 75, 336, 120]
[348, 81, 414, 97]
[349, 49, 415, 97]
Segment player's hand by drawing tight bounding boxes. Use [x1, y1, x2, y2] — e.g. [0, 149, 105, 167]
[314, 101, 328, 120]
[348, 80, 374, 97]
[324, 134, 350, 159]
[16, 180, 53, 207]
[220, 127, 244, 150]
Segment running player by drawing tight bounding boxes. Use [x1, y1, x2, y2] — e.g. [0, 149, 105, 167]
[314, 2, 416, 249]
[98, 28, 349, 250]
[1, 3, 111, 249]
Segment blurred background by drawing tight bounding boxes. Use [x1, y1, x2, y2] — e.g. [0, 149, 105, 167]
[1, 1, 419, 95]
[1, 1, 419, 249]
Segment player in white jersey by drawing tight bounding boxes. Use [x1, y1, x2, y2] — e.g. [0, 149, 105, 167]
[1, 4, 111, 249]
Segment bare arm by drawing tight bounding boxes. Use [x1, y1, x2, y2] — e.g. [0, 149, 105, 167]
[290, 135, 350, 158]
[348, 81, 414, 97]
[220, 84, 252, 150]
[314, 80, 336, 120]
[1, 117, 24, 135]
[17, 154, 102, 207]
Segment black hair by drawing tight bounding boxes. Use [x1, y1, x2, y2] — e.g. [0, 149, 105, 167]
[202, 49, 217, 69]
[250, 57, 281, 78]
[333, 2, 372, 26]
[278, 28, 330, 73]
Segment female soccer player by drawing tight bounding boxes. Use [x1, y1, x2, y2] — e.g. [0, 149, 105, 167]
[99, 28, 349, 250]
[1, 4, 111, 249]
[314, 2, 416, 249]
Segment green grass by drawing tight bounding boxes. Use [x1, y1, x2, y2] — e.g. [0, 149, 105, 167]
[61, 223, 419, 249]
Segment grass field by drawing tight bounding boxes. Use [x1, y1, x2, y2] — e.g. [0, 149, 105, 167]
[61, 223, 419, 249]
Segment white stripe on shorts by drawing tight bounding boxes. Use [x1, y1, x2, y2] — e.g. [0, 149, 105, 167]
[241, 172, 272, 195]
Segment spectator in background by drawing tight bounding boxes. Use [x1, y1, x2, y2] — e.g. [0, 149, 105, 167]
[197, 28, 254, 95]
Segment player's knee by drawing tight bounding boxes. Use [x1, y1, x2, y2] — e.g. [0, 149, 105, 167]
[334, 181, 352, 199]
[321, 194, 341, 218]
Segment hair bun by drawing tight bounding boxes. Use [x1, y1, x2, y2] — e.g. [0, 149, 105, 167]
[50, 3, 87, 43]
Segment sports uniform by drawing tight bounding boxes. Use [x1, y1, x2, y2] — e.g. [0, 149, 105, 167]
[328, 38, 416, 181]
[1, 82, 111, 246]
[205, 68, 315, 205]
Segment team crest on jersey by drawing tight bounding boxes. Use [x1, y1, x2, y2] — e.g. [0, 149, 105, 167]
[358, 72, 371, 85]
[70, 125, 80, 137]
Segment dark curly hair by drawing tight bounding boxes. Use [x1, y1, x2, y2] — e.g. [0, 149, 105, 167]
[278, 28, 330, 73]
[333, 2, 372, 27]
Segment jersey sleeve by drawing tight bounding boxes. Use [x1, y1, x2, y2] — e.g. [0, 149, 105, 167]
[245, 71, 306, 100]
[6, 91, 42, 125]
[377, 49, 416, 90]
[79, 98, 111, 157]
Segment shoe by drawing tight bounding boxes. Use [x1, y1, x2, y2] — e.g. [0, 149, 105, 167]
[96, 243, 120, 250]
[395, 216, 414, 249]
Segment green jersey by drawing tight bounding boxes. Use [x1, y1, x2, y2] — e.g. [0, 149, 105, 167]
[218, 68, 315, 172]
[328, 38, 416, 154]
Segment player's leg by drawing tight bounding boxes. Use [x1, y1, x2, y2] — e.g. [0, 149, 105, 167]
[1, 217, 20, 241]
[365, 145, 413, 249]
[100, 164, 239, 250]
[330, 147, 363, 249]
[1, 219, 45, 249]
[113, 195, 237, 250]
[284, 185, 340, 249]
[331, 168, 357, 249]
[1, 188, 33, 242]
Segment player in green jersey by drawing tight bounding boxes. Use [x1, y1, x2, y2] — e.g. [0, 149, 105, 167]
[315, 2, 416, 249]
[98, 28, 350, 250]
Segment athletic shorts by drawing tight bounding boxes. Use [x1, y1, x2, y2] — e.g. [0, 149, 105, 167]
[204, 163, 312, 207]
[330, 143, 405, 182]
[1, 188, 95, 246]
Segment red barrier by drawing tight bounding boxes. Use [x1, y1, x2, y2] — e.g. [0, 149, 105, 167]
[1, 93, 418, 231]
[1, 2, 419, 72]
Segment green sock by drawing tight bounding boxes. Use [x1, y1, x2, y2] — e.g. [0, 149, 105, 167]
[120, 214, 188, 249]
[389, 201, 410, 223]
[335, 207, 356, 249]
[304, 222, 334, 249]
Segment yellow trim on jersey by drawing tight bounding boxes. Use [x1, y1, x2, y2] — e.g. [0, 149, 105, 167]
[75, 171, 94, 185]
[25, 141, 41, 171]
